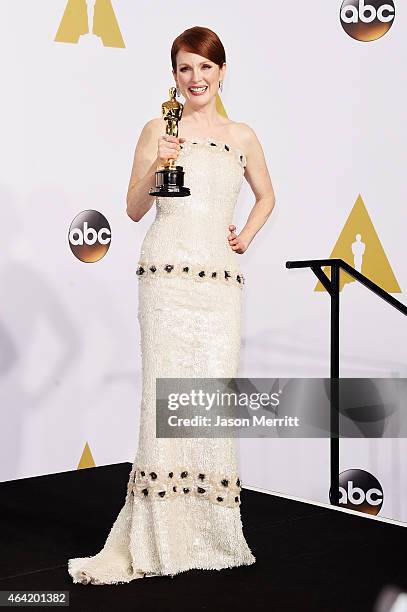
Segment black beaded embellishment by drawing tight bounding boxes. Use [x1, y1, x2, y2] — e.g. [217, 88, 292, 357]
[178, 138, 246, 169]
[130, 468, 242, 507]
[136, 263, 245, 287]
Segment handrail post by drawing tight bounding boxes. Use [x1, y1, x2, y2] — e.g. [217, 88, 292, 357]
[330, 264, 340, 506]
[286, 257, 406, 509]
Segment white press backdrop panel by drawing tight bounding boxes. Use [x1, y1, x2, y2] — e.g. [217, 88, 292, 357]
[1, 1, 406, 521]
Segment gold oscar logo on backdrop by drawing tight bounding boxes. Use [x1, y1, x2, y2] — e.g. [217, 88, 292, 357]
[69, 210, 112, 262]
[78, 441, 96, 469]
[340, 0, 395, 41]
[315, 194, 401, 292]
[55, 0, 125, 48]
[216, 93, 227, 118]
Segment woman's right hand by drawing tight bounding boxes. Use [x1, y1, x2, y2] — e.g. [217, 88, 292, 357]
[157, 134, 186, 166]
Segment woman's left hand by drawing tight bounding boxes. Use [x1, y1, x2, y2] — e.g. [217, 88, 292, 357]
[227, 225, 249, 254]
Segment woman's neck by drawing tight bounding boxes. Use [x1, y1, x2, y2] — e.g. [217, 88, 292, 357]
[180, 100, 227, 131]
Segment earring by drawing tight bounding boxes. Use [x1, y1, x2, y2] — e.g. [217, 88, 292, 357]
[219, 81, 223, 92]
[176, 86, 181, 97]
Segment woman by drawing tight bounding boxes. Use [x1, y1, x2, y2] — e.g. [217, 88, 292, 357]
[68, 25, 275, 585]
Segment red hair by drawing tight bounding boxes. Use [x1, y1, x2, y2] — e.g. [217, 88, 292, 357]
[171, 26, 226, 72]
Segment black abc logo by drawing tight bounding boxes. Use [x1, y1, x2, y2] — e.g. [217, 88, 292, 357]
[69, 210, 111, 262]
[336, 469, 383, 515]
[340, 0, 395, 41]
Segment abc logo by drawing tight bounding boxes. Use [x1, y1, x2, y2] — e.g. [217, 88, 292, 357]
[69, 210, 111, 262]
[340, 0, 395, 41]
[335, 469, 383, 515]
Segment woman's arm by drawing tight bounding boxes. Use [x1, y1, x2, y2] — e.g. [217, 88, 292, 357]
[228, 124, 276, 254]
[126, 119, 160, 222]
[126, 120, 184, 222]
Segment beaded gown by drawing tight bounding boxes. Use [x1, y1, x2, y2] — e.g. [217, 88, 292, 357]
[67, 137, 256, 584]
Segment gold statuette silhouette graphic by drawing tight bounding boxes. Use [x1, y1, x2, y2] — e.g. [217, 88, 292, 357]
[55, 0, 125, 48]
[314, 194, 401, 293]
[149, 87, 191, 198]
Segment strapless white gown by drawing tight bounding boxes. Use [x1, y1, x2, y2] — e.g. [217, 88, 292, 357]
[68, 137, 256, 585]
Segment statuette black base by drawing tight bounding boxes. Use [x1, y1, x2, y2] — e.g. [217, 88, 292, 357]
[149, 166, 190, 198]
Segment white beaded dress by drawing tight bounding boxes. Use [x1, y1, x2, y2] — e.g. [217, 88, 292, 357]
[67, 137, 256, 585]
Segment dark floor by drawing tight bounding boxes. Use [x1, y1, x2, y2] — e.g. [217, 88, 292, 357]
[1, 463, 406, 612]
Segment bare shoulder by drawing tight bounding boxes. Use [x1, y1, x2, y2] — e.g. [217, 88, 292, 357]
[133, 117, 166, 160]
[128, 118, 163, 185]
[138, 117, 165, 143]
[229, 123, 274, 199]
[146, 116, 167, 131]
[230, 122, 261, 154]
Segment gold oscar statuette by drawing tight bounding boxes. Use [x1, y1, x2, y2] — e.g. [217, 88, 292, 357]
[149, 86, 191, 197]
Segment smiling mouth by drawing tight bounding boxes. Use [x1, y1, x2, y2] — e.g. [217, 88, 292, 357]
[189, 86, 208, 95]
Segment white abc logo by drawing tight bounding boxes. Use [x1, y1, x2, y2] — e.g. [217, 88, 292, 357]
[341, 1, 395, 24]
[339, 480, 383, 506]
[69, 221, 111, 246]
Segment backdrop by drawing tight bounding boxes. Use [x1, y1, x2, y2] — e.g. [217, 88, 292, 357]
[2, 0, 406, 523]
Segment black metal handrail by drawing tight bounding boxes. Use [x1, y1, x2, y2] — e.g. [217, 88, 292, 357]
[286, 258, 406, 506]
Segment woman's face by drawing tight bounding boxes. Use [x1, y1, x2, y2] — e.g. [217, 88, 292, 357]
[173, 49, 226, 105]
